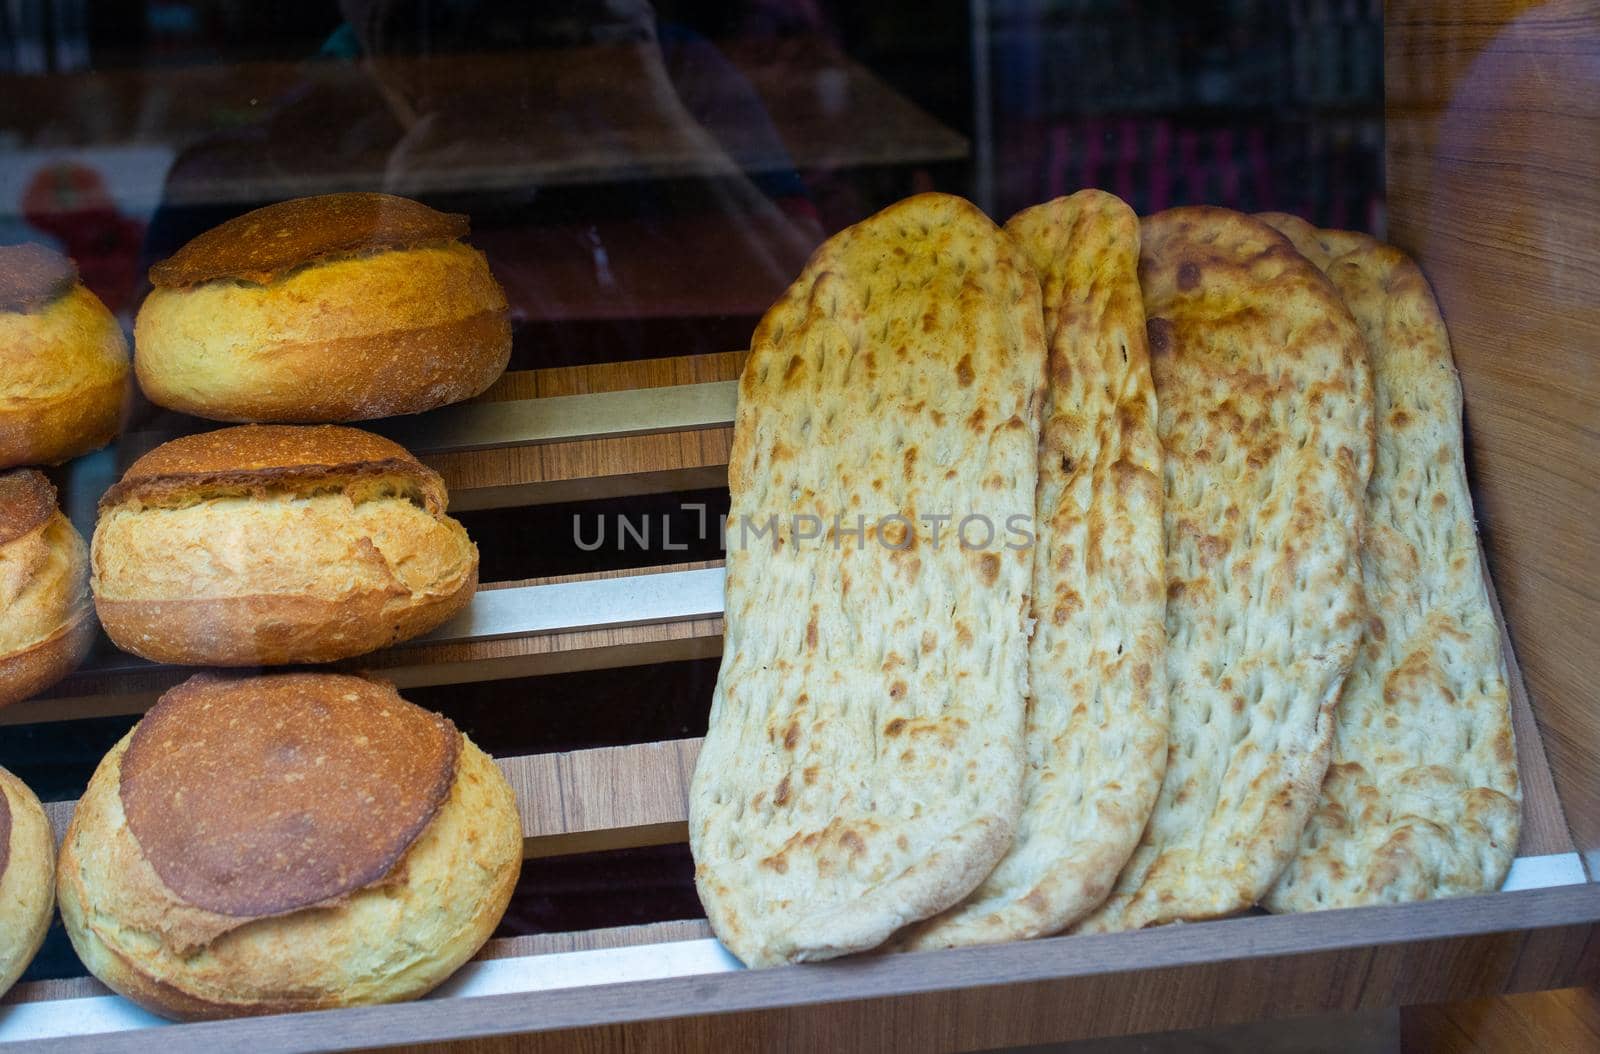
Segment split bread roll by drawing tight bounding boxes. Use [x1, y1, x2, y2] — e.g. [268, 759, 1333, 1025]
[690, 193, 1046, 967]
[0, 469, 94, 709]
[58, 672, 523, 1020]
[0, 243, 128, 468]
[897, 190, 1167, 949]
[92, 424, 477, 666]
[1256, 213, 1520, 910]
[1077, 207, 1374, 932]
[0, 766, 55, 999]
[135, 193, 510, 422]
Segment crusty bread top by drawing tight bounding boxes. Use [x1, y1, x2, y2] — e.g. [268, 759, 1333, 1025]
[1077, 206, 1372, 933]
[1255, 212, 1520, 910]
[149, 193, 471, 288]
[0, 768, 11, 887]
[0, 243, 75, 312]
[101, 425, 444, 512]
[898, 191, 1167, 948]
[119, 672, 461, 918]
[691, 192, 1044, 966]
[0, 469, 58, 548]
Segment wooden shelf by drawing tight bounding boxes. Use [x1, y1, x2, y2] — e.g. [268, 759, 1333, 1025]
[3, 5, 1599, 1048]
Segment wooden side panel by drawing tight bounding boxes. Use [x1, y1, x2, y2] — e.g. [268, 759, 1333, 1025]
[1385, 2, 1600, 864]
[1402, 985, 1600, 1053]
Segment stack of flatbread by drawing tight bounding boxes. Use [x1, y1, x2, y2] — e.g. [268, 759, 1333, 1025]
[689, 190, 1520, 968]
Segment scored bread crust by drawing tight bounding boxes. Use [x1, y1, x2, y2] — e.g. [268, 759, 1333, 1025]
[1256, 213, 1520, 911]
[0, 280, 129, 469]
[148, 193, 470, 288]
[92, 425, 477, 666]
[56, 675, 523, 1020]
[896, 191, 1167, 949]
[690, 193, 1046, 967]
[1076, 207, 1373, 933]
[0, 766, 55, 1000]
[137, 229, 509, 423]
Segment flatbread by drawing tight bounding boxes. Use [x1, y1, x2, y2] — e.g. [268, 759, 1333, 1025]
[1256, 213, 1520, 911]
[1076, 207, 1373, 932]
[896, 190, 1167, 949]
[690, 193, 1047, 967]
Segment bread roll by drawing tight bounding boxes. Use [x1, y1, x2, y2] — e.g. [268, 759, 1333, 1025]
[0, 765, 55, 999]
[135, 193, 510, 422]
[0, 243, 129, 467]
[91, 424, 477, 666]
[0, 469, 94, 709]
[58, 672, 523, 1020]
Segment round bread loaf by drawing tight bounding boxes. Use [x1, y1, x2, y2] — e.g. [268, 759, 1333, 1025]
[135, 193, 510, 423]
[0, 469, 94, 709]
[58, 673, 522, 1020]
[91, 424, 478, 666]
[0, 765, 56, 999]
[0, 243, 129, 467]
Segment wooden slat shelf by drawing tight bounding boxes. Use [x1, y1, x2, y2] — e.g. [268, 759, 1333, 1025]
[5, 6, 1600, 1048]
[3, 561, 727, 726]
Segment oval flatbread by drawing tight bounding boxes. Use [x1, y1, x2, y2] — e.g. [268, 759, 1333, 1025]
[897, 190, 1167, 949]
[1077, 207, 1373, 932]
[1256, 213, 1520, 911]
[690, 193, 1046, 967]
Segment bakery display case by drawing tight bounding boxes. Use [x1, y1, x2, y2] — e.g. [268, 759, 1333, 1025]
[0, 1, 1596, 1051]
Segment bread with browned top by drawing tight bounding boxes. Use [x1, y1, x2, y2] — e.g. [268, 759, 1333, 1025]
[1076, 207, 1373, 933]
[1256, 212, 1520, 911]
[134, 193, 510, 423]
[0, 469, 94, 709]
[57, 673, 523, 1020]
[0, 243, 129, 467]
[690, 193, 1045, 967]
[91, 424, 478, 666]
[0, 765, 55, 999]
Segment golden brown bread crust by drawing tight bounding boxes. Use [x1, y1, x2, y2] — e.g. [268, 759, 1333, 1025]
[0, 243, 76, 311]
[0, 605, 94, 710]
[0, 471, 93, 709]
[102, 424, 442, 509]
[691, 193, 1044, 966]
[93, 424, 477, 666]
[57, 675, 522, 1020]
[93, 582, 475, 668]
[137, 195, 508, 423]
[1077, 207, 1372, 933]
[897, 190, 1168, 950]
[1255, 213, 1520, 911]
[149, 193, 470, 287]
[0, 368, 125, 470]
[0, 276, 129, 469]
[134, 305, 510, 424]
[0, 469, 55, 546]
[119, 673, 460, 918]
[0, 766, 55, 1000]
